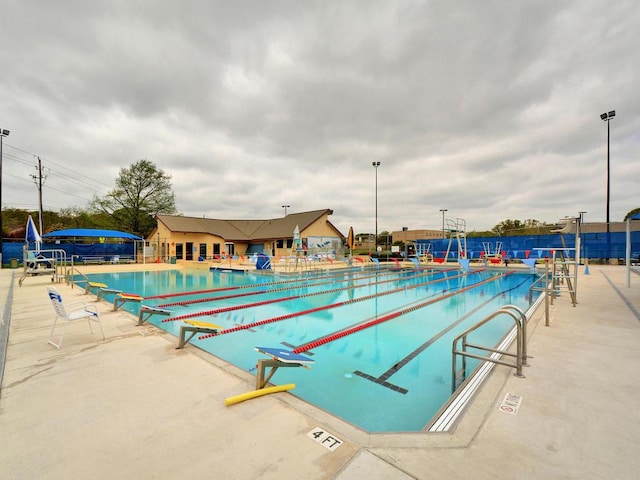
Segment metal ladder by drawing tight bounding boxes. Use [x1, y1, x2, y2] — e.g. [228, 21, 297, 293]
[451, 305, 528, 392]
[551, 249, 577, 307]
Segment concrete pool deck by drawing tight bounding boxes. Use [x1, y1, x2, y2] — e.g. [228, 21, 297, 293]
[1, 263, 639, 479]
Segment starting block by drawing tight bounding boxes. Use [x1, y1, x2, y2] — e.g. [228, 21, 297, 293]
[85, 281, 108, 295]
[177, 320, 223, 349]
[113, 293, 144, 311]
[254, 347, 314, 390]
[97, 287, 122, 302]
[137, 305, 172, 326]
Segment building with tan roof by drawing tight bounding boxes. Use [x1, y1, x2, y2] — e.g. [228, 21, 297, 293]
[147, 209, 344, 262]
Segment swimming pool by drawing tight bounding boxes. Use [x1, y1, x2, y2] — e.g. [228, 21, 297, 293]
[85, 266, 541, 432]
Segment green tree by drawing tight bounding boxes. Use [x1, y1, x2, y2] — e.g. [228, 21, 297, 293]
[491, 218, 553, 236]
[492, 219, 524, 236]
[90, 159, 177, 237]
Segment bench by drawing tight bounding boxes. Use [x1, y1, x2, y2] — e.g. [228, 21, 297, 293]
[109, 255, 135, 264]
[82, 256, 106, 265]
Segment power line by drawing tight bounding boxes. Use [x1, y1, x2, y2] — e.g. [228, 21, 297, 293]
[1, 142, 114, 210]
[2, 141, 113, 191]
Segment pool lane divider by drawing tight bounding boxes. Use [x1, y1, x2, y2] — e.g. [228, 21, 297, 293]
[155, 269, 392, 307]
[193, 269, 479, 338]
[155, 267, 443, 308]
[160, 268, 460, 323]
[353, 274, 529, 394]
[291, 271, 516, 356]
[143, 267, 406, 301]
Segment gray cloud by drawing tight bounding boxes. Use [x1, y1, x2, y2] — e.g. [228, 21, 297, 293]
[1, 0, 638, 235]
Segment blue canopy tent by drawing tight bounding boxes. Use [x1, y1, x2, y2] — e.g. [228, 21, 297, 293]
[42, 229, 144, 263]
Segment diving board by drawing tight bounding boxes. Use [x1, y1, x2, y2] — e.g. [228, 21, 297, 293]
[177, 320, 223, 349]
[254, 347, 314, 390]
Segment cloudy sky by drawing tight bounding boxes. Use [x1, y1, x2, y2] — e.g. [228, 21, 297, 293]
[1, 0, 638, 235]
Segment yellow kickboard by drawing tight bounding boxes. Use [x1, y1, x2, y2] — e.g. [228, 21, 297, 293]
[88, 282, 108, 288]
[183, 320, 223, 330]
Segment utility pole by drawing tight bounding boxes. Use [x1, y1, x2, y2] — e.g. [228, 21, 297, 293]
[31, 157, 46, 234]
[0, 129, 10, 265]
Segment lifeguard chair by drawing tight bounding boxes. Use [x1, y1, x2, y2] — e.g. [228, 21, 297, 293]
[444, 218, 468, 263]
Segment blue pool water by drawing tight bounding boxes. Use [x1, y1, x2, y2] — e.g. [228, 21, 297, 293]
[85, 266, 540, 432]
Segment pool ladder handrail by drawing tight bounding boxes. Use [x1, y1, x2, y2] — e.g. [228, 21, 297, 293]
[65, 258, 93, 289]
[451, 305, 528, 393]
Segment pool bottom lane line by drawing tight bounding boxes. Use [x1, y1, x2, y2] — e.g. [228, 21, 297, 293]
[292, 272, 514, 355]
[194, 270, 483, 339]
[353, 275, 530, 394]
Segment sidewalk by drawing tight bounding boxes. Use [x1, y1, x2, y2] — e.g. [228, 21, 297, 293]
[1, 264, 639, 479]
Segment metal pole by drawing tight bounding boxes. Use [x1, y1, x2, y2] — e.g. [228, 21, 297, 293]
[372, 162, 380, 251]
[601, 110, 615, 260]
[579, 211, 586, 264]
[0, 129, 8, 267]
[606, 119, 610, 234]
[439, 209, 447, 238]
[545, 260, 550, 326]
[0, 133, 3, 266]
[375, 167, 378, 249]
[37, 157, 44, 234]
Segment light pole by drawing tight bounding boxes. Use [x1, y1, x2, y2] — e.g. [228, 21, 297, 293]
[600, 110, 615, 261]
[372, 161, 380, 252]
[282, 205, 290, 216]
[0, 128, 9, 266]
[439, 209, 448, 238]
[600, 110, 615, 234]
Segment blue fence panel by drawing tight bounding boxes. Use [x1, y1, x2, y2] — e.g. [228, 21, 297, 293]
[1, 241, 136, 265]
[417, 232, 640, 261]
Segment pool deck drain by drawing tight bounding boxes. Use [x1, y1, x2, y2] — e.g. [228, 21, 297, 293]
[1, 262, 639, 479]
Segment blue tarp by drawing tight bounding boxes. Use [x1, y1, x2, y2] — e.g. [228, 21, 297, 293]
[42, 228, 143, 240]
[1, 228, 142, 265]
[417, 231, 640, 261]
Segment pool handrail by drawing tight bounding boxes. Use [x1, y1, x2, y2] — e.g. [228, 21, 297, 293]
[451, 304, 527, 393]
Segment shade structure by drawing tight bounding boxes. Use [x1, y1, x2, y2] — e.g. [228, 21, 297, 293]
[25, 215, 42, 251]
[42, 228, 143, 240]
[42, 228, 145, 264]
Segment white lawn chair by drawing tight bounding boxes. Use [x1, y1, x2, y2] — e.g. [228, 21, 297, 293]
[47, 287, 104, 349]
